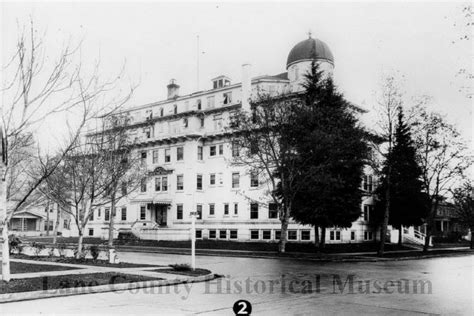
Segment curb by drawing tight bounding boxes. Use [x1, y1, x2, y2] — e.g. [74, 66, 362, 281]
[117, 247, 474, 262]
[0, 273, 220, 304]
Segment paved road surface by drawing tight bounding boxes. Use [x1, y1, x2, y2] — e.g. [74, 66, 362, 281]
[1, 252, 473, 315]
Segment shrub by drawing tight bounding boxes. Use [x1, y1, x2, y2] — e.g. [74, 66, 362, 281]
[31, 242, 46, 257]
[57, 243, 67, 257]
[8, 234, 22, 254]
[169, 263, 192, 271]
[89, 245, 100, 261]
[117, 232, 139, 245]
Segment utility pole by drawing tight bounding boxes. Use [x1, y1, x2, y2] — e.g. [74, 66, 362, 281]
[190, 211, 197, 271]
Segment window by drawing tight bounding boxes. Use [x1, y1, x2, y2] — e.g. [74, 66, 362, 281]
[209, 230, 216, 239]
[210, 146, 216, 157]
[98, 208, 101, 218]
[224, 203, 229, 215]
[173, 104, 178, 114]
[144, 128, 151, 139]
[63, 219, 69, 229]
[140, 178, 147, 192]
[363, 175, 373, 192]
[196, 204, 202, 219]
[250, 230, 259, 240]
[152, 150, 159, 164]
[250, 203, 259, 219]
[177, 147, 184, 161]
[234, 203, 238, 215]
[288, 230, 297, 240]
[230, 230, 238, 239]
[250, 140, 258, 155]
[197, 146, 203, 160]
[183, 118, 188, 128]
[177, 204, 183, 220]
[223, 92, 232, 105]
[140, 206, 146, 220]
[88, 229, 94, 236]
[275, 230, 281, 240]
[177, 175, 184, 191]
[218, 144, 223, 155]
[207, 96, 215, 108]
[197, 99, 202, 110]
[121, 207, 127, 221]
[210, 173, 216, 185]
[363, 204, 373, 221]
[250, 170, 259, 187]
[160, 108, 164, 117]
[209, 203, 215, 216]
[294, 65, 299, 80]
[268, 203, 278, 219]
[155, 177, 161, 191]
[364, 231, 373, 241]
[213, 114, 223, 130]
[90, 209, 94, 221]
[196, 230, 202, 239]
[219, 230, 227, 239]
[141, 151, 147, 165]
[262, 230, 271, 240]
[121, 182, 127, 196]
[351, 231, 356, 241]
[232, 172, 240, 188]
[165, 149, 171, 162]
[330, 231, 341, 241]
[231, 142, 240, 157]
[301, 230, 311, 241]
[200, 117, 205, 127]
[197, 174, 203, 190]
[105, 208, 110, 221]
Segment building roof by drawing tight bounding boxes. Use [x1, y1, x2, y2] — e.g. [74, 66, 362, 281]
[286, 37, 334, 69]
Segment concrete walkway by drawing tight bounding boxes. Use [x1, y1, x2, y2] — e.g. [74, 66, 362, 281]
[9, 258, 190, 280]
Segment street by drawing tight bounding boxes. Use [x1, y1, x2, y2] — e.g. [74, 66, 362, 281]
[1, 252, 473, 315]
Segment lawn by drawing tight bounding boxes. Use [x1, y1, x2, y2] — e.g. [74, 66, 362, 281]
[0, 272, 163, 294]
[12, 254, 163, 268]
[10, 261, 80, 274]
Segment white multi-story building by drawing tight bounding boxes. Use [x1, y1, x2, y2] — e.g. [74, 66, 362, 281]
[83, 35, 378, 244]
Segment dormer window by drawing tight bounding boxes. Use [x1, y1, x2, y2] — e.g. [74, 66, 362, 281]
[211, 76, 231, 89]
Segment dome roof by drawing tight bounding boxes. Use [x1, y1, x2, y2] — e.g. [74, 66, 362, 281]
[286, 37, 334, 69]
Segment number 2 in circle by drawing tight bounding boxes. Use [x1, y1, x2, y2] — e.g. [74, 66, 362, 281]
[233, 299, 252, 315]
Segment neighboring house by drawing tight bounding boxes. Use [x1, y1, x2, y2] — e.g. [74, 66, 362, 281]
[78, 35, 398, 244]
[432, 202, 466, 239]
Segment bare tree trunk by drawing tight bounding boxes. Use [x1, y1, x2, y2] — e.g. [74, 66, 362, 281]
[76, 231, 84, 259]
[108, 191, 116, 248]
[45, 200, 50, 236]
[379, 166, 391, 256]
[320, 226, 326, 251]
[1, 221, 10, 281]
[314, 225, 320, 250]
[398, 224, 403, 246]
[279, 210, 289, 253]
[52, 205, 61, 244]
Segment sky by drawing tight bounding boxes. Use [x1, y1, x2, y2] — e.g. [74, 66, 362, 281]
[1, 1, 472, 144]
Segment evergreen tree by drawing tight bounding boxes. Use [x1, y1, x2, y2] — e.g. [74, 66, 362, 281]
[373, 107, 428, 245]
[286, 62, 370, 250]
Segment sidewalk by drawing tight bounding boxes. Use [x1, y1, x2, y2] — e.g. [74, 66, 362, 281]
[116, 244, 473, 261]
[1, 258, 217, 303]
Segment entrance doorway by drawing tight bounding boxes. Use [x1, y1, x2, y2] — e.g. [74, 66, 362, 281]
[154, 204, 168, 227]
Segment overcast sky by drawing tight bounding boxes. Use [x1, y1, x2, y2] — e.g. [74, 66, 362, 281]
[2, 1, 472, 142]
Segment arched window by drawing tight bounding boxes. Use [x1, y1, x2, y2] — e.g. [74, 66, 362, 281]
[160, 108, 164, 117]
[174, 104, 178, 115]
[294, 66, 299, 80]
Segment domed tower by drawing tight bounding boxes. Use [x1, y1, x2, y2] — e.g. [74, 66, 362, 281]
[286, 33, 334, 92]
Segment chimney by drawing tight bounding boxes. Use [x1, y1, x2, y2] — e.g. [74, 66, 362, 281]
[241, 64, 251, 112]
[167, 79, 180, 99]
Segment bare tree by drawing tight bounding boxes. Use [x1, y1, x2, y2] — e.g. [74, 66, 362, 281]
[372, 75, 403, 255]
[412, 106, 471, 252]
[230, 92, 305, 253]
[1, 20, 135, 281]
[452, 181, 474, 249]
